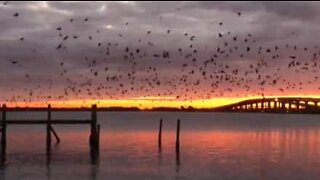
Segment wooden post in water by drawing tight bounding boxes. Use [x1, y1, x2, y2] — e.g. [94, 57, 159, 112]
[176, 119, 180, 151]
[90, 104, 97, 148]
[90, 104, 99, 164]
[46, 104, 52, 153]
[158, 118, 162, 148]
[175, 119, 180, 169]
[1, 104, 7, 162]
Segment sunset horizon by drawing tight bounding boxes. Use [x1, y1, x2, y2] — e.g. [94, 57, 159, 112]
[2, 1, 320, 180]
[4, 94, 320, 109]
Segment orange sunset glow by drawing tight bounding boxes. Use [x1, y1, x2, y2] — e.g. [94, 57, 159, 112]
[4, 94, 320, 109]
[1, 1, 320, 109]
[3, 2, 320, 180]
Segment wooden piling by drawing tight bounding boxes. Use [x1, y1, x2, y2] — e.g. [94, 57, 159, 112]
[90, 104, 97, 147]
[158, 118, 162, 148]
[90, 123, 100, 165]
[1, 104, 7, 162]
[175, 119, 180, 170]
[46, 104, 52, 153]
[89, 105, 100, 164]
[176, 119, 180, 150]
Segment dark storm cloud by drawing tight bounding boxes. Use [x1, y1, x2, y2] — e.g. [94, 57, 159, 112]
[1, 1, 320, 101]
[186, 1, 320, 20]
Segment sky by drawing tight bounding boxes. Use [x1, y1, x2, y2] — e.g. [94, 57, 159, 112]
[1, 1, 320, 108]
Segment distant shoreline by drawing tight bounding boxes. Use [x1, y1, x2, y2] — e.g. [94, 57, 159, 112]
[1, 107, 320, 114]
[3, 97, 320, 114]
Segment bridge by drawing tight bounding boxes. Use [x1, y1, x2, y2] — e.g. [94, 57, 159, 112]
[214, 97, 320, 113]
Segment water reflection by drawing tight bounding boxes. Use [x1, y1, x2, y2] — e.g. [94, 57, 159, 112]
[46, 160, 51, 180]
[0, 163, 4, 180]
[175, 146, 180, 173]
[158, 141, 162, 163]
[90, 162, 99, 180]
[1, 114, 320, 179]
[90, 145, 100, 165]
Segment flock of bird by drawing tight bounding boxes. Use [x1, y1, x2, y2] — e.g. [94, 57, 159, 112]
[1, 2, 320, 106]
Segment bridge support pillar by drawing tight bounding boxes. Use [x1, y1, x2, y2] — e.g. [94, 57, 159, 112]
[289, 102, 292, 110]
[272, 102, 275, 109]
[305, 101, 309, 110]
[296, 102, 300, 110]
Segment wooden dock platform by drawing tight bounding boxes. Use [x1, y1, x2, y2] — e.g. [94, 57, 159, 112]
[5, 119, 92, 125]
[0, 104, 101, 164]
[0, 104, 182, 165]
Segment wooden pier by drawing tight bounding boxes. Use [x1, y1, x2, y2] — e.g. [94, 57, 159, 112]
[0, 104, 100, 163]
[0, 105, 183, 165]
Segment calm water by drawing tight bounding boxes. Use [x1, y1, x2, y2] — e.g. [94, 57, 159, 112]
[1, 112, 320, 180]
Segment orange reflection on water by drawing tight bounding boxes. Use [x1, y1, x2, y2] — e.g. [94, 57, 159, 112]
[8, 128, 320, 156]
[6, 127, 320, 179]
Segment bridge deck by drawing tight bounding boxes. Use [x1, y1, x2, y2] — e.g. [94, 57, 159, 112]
[214, 97, 320, 113]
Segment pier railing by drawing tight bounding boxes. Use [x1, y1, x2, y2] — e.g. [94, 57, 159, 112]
[0, 104, 182, 166]
[0, 104, 100, 163]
